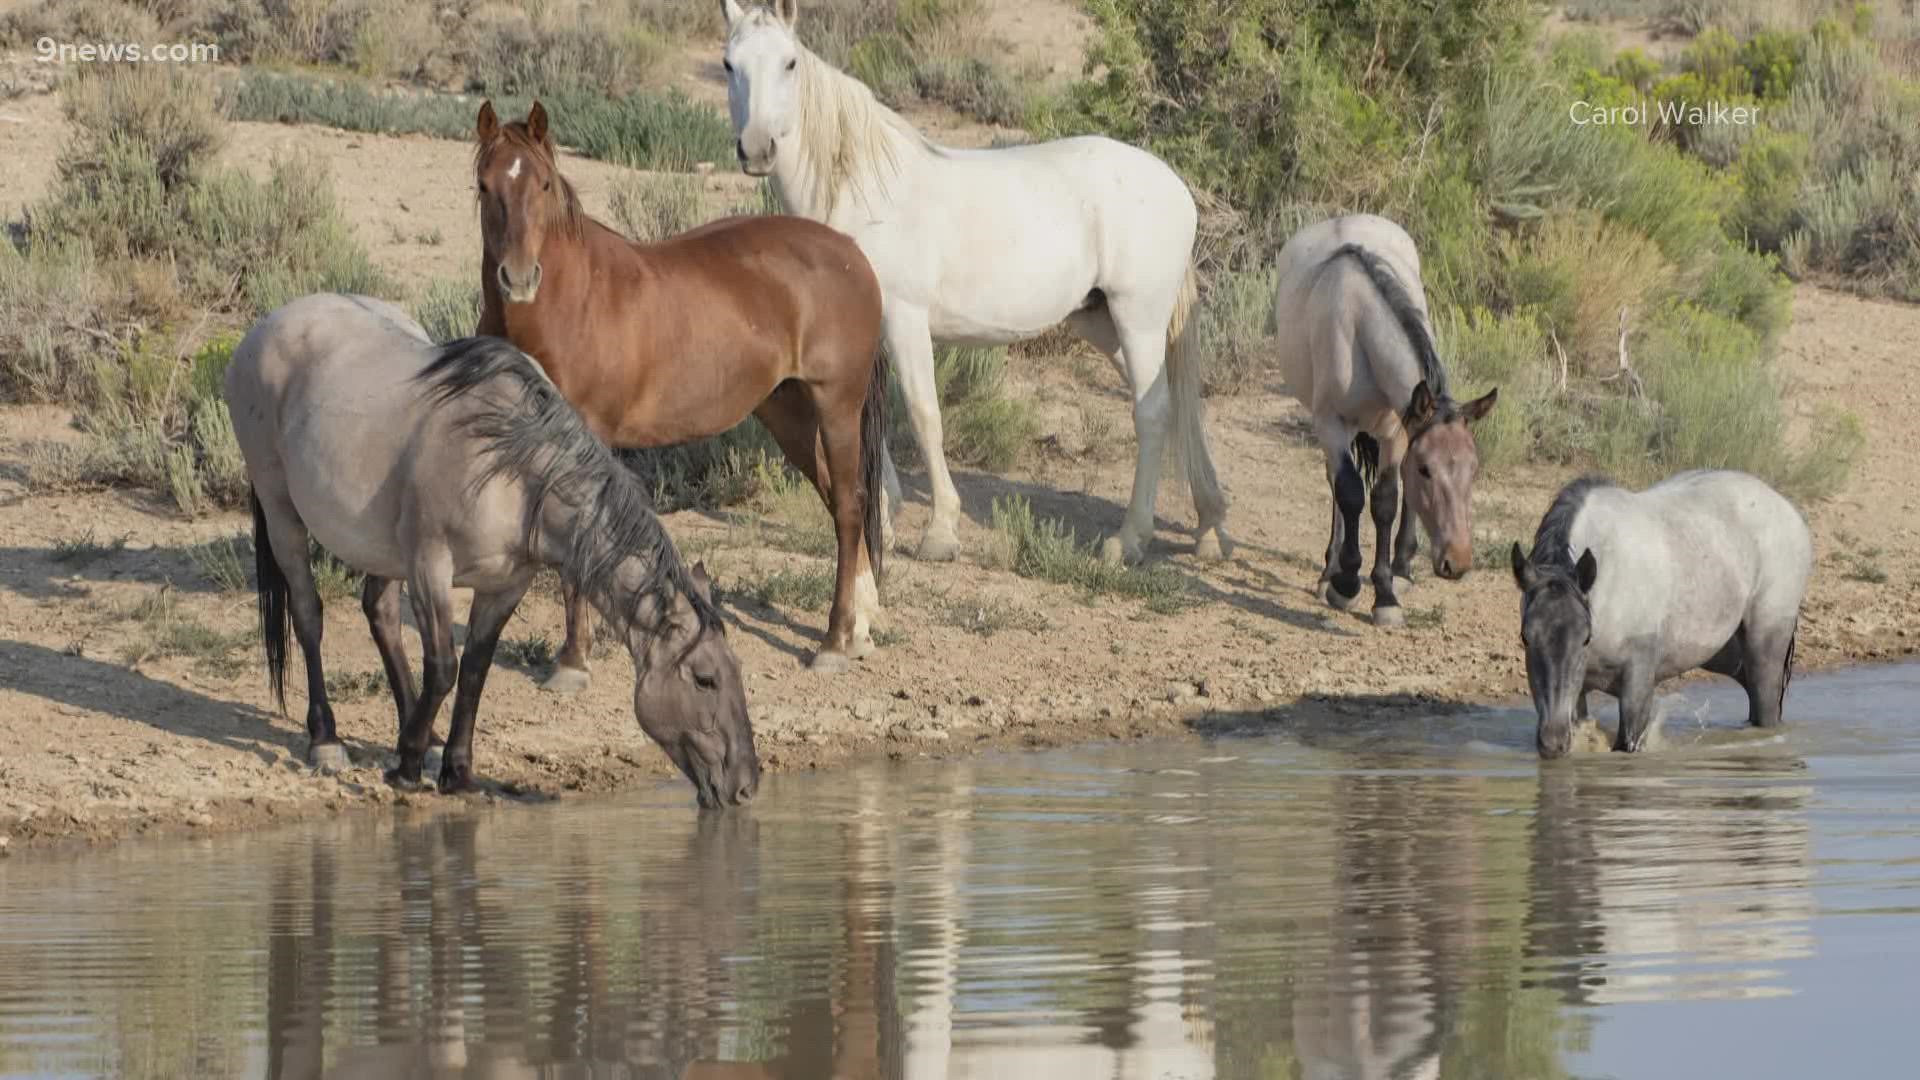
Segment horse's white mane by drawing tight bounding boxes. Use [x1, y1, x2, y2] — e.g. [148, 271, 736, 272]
[735, 7, 938, 217]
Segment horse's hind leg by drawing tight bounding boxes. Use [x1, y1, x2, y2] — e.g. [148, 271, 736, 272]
[361, 575, 418, 740]
[754, 385, 871, 671]
[539, 586, 594, 696]
[1102, 303, 1180, 566]
[1737, 618, 1798, 729]
[437, 580, 532, 793]
[1314, 418, 1366, 610]
[255, 494, 347, 771]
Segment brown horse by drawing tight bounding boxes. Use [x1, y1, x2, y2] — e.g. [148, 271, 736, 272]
[472, 99, 890, 687]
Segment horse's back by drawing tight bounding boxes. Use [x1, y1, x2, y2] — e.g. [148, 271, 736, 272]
[1272, 214, 1429, 419]
[1583, 471, 1810, 672]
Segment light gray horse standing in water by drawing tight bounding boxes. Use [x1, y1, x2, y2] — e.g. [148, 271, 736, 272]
[1272, 214, 1500, 627]
[224, 293, 759, 806]
[1510, 470, 1814, 759]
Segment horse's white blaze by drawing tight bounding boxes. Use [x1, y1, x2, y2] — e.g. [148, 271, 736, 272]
[506, 156, 522, 181]
[721, 3, 1227, 561]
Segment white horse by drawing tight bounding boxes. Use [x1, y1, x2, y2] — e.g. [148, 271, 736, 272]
[719, 0, 1230, 567]
[1510, 470, 1814, 758]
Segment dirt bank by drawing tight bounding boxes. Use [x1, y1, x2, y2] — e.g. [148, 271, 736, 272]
[4, 278, 1916, 855]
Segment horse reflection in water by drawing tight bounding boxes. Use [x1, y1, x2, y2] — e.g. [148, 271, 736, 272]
[262, 810, 763, 1078]
[1524, 751, 1815, 1006]
[1284, 766, 1480, 1080]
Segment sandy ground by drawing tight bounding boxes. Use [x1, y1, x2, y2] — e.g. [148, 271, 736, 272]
[3, 9, 1919, 855]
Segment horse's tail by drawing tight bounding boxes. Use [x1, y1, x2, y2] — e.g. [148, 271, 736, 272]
[250, 489, 292, 716]
[1166, 261, 1229, 529]
[1329, 242, 1448, 400]
[1779, 617, 1799, 717]
[859, 340, 890, 587]
[1351, 432, 1380, 493]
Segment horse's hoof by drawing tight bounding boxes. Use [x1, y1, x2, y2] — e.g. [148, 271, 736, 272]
[1194, 527, 1232, 562]
[1100, 534, 1144, 566]
[383, 764, 428, 790]
[540, 665, 591, 695]
[437, 763, 476, 795]
[308, 742, 351, 774]
[916, 532, 961, 562]
[849, 634, 877, 660]
[809, 649, 852, 674]
[1372, 605, 1406, 628]
[1321, 581, 1359, 611]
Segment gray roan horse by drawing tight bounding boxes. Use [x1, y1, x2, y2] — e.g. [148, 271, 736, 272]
[224, 293, 759, 806]
[1272, 214, 1499, 626]
[1510, 470, 1813, 759]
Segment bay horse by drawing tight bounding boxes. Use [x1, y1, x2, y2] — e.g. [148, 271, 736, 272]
[225, 292, 759, 806]
[473, 98, 889, 690]
[1270, 213, 1500, 627]
[720, 0, 1231, 568]
[1511, 470, 1812, 758]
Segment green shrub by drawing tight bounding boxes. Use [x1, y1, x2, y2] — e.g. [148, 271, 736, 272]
[412, 278, 481, 343]
[989, 493, 1191, 610]
[1729, 128, 1810, 250]
[887, 347, 1039, 473]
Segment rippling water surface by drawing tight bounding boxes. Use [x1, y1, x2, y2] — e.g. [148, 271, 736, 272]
[2, 663, 1918, 1079]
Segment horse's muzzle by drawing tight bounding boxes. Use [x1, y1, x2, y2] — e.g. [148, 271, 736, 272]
[496, 261, 543, 304]
[737, 136, 776, 177]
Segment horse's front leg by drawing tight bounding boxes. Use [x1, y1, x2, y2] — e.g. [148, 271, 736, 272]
[1613, 664, 1657, 753]
[437, 580, 531, 794]
[387, 564, 457, 788]
[361, 575, 418, 741]
[539, 583, 593, 695]
[1367, 461, 1406, 627]
[885, 305, 961, 562]
[1392, 485, 1420, 586]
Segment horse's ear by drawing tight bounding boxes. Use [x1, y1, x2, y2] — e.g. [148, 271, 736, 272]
[774, 0, 799, 28]
[721, 0, 747, 26]
[477, 100, 498, 142]
[1510, 542, 1532, 591]
[1575, 549, 1598, 594]
[1461, 386, 1499, 423]
[1404, 380, 1437, 430]
[526, 100, 549, 144]
[690, 561, 713, 602]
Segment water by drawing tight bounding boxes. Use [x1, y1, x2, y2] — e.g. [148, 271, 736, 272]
[3, 664, 1919, 1079]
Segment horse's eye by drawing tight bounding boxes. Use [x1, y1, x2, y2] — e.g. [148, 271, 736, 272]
[723, 59, 733, 73]
[1418, 464, 1432, 479]
[785, 57, 796, 71]
[694, 672, 718, 691]
[542, 179, 551, 192]
[477, 181, 488, 195]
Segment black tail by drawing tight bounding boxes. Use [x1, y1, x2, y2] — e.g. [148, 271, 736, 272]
[859, 342, 890, 587]
[251, 490, 292, 715]
[1780, 619, 1799, 716]
[1351, 431, 1380, 493]
[1329, 242, 1449, 400]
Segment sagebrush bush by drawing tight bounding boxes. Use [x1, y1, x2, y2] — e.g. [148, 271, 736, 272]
[1501, 210, 1675, 373]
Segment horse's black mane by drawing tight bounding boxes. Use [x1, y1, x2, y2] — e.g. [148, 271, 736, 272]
[413, 336, 721, 642]
[1327, 242, 1453, 406]
[1530, 474, 1614, 575]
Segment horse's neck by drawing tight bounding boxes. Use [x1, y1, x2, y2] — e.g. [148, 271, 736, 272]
[776, 51, 923, 222]
[533, 492, 672, 627]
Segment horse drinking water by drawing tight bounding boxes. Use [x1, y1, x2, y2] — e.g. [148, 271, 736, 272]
[720, 0, 1231, 567]
[1270, 214, 1500, 626]
[472, 98, 889, 689]
[1510, 470, 1813, 759]
[224, 293, 759, 806]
